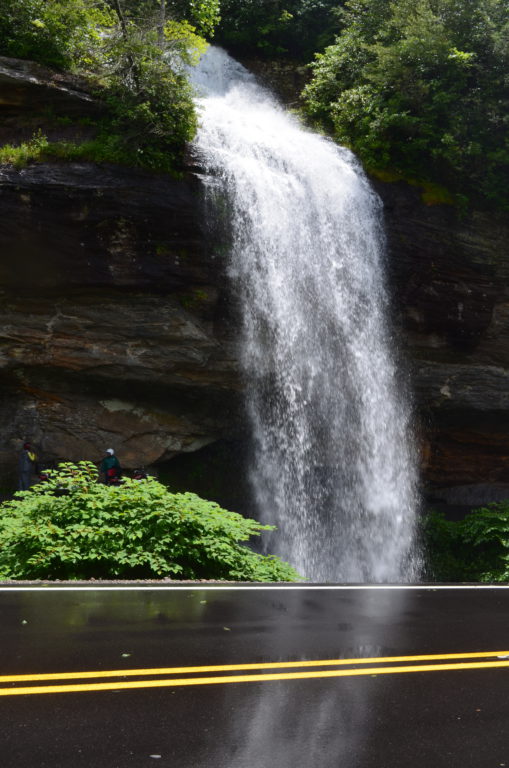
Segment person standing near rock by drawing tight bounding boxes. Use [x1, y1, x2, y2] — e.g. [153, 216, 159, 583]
[18, 442, 38, 491]
[100, 448, 122, 485]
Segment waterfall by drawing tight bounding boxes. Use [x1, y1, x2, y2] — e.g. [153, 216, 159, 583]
[191, 47, 420, 582]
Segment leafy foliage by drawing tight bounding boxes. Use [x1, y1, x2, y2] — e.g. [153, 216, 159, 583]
[95, 13, 203, 169]
[304, 0, 509, 209]
[423, 504, 509, 582]
[159, 0, 220, 38]
[0, 0, 113, 70]
[0, 1, 221, 171]
[216, 0, 341, 60]
[0, 129, 175, 170]
[113, 0, 220, 38]
[0, 463, 300, 582]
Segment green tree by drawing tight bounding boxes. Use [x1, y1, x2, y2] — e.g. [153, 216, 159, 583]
[98, 1, 211, 167]
[0, 462, 300, 581]
[216, 0, 341, 61]
[304, 0, 509, 208]
[111, 0, 220, 38]
[0, 0, 113, 69]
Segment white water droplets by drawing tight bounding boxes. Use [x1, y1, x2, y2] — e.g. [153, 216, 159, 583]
[192, 48, 420, 582]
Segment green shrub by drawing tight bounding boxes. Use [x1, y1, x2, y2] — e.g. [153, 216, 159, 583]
[0, 462, 300, 582]
[423, 503, 509, 582]
[0, 130, 179, 173]
[0, 131, 51, 168]
[97, 60, 198, 171]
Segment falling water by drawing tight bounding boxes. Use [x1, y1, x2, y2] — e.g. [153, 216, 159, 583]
[191, 48, 420, 582]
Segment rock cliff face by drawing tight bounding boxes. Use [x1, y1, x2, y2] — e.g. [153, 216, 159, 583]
[0, 57, 242, 489]
[1, 55, 508, 509]
[0, 159, 242, 489]
[379, 181, 509, 506]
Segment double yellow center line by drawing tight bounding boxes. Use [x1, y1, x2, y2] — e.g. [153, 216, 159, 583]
[1, 651, 508, 696]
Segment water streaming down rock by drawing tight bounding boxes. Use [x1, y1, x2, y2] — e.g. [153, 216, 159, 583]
[191, 48, 420, 582]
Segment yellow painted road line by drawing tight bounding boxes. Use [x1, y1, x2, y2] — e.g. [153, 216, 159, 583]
[0, 651, 508, 684]
[1, 659, 509, 697]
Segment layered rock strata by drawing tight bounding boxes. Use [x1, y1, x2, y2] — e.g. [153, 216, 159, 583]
[0, 159, 241, 490]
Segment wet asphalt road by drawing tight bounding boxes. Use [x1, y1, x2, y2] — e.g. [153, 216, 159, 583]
[0, 585, 508, 768]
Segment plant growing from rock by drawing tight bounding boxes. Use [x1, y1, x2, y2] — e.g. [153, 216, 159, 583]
[0, 462, 300, 582]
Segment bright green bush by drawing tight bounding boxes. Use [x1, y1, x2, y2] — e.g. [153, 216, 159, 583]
[303, 0, 509, 209]
[0, 462, 300, 582]
[423, 503, 509, 582]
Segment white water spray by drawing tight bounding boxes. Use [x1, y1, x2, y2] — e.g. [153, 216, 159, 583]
[191, 48, 420, 582]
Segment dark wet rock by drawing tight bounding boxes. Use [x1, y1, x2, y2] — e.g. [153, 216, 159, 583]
[0, 160, 240, 489]
[0, 162, 219, 292]
[237, 57, 310, 107]
[0, 56, 100, 117]
[378, 180, 509, 503]
[431, 483, 509, 507]
[0, 63, 244, 490]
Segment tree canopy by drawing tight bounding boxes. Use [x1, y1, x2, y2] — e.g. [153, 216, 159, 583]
[303, 0, 509, 209]
[216, 0, 341, 61]
[0, 0, 112, 70]
[0, 1, 220, 68]
[1, 0, 507, 205]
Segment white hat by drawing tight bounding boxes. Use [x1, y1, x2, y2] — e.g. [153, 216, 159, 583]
[106, 448, 114, 455]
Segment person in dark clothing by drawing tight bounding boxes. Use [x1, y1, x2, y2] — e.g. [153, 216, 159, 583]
[100, 448, 122, 485]
[18, 442, 37, 491]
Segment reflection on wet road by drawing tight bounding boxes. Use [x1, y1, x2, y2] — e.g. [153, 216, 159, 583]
[0, 586, 508, 768]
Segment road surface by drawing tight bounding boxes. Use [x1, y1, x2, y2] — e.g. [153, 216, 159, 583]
[0, 584, 508, 768]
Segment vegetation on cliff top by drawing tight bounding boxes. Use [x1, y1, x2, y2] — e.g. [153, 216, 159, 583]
[303, 0, 509, 210]
[0, 463, 300, 581]
[209, 0, 509, 210]
[1, 0, 507, 203]
[0, 0, 220, 171]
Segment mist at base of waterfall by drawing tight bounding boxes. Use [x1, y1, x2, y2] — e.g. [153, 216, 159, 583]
[191, 47, 420, 583]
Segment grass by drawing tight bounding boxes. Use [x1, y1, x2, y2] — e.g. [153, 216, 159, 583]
[0, 130, 178, 174]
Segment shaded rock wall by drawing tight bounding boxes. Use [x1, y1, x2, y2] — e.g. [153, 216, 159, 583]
[380, 181, 509, 505]
[0, 160, 242, 489]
